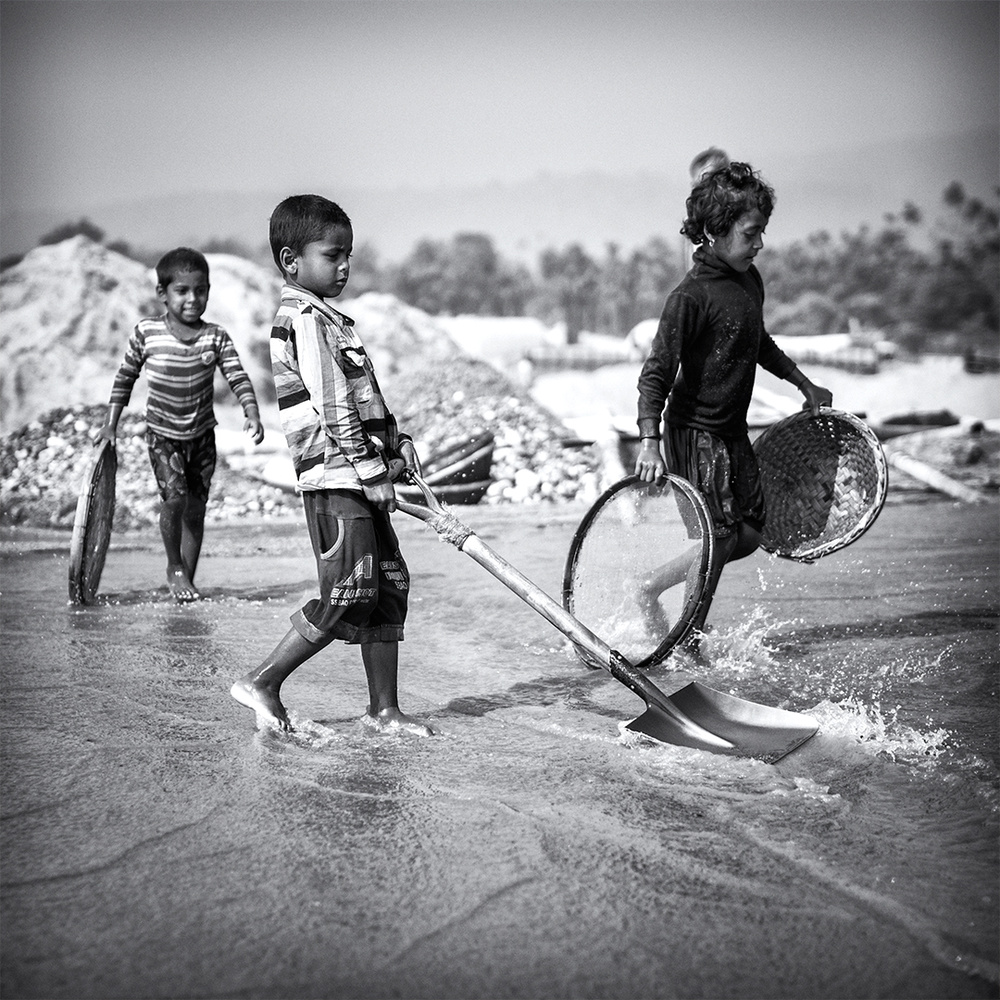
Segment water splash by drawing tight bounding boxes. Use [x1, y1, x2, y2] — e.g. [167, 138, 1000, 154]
[257, 713, 344, 749]
[698, 605, 788, 677]
[811, 697, 950, 762]
[674, 609, 961, 767]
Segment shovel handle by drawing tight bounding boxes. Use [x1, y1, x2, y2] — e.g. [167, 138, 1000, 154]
[460, 534, 616, 665]
[396, 474, 738, 747]
[396, 475, 615, 664]
[398, 474, 816, 757]
[395, 474, 725, 733]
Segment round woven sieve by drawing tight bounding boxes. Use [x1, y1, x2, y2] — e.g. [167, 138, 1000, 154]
[753, 408, 888, 562]
[69, 439, 118, 604]
[563, 475, 714, 668]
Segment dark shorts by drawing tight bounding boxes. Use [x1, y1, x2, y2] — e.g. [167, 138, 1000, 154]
[292, 489, 409, 645]
[147, 429, 216, 503]
[665, 425, 765, 538]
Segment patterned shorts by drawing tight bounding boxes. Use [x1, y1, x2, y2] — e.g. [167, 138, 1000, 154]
[292, 489, 409, 645]
[146, 429, 216, 503]
[665, 425, 766, 538]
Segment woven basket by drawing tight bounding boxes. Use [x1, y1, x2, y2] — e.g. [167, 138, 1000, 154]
[753, 409, 888, 562]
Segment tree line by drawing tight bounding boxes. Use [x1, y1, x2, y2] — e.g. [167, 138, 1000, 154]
[7, 182, 997, 353]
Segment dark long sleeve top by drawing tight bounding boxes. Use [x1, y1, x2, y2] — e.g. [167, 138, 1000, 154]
[637, 248, 795, 440]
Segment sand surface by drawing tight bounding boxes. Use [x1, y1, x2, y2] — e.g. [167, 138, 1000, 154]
[1, 499, 998, 999]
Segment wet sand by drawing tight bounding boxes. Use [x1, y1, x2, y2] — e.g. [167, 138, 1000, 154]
[1, 498, 998, 1000]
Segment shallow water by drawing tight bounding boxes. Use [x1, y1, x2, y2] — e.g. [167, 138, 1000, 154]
[1, 499, 997, 999]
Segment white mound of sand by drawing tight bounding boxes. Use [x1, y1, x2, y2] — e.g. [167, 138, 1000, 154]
[338, 292, 460, 379]
[1, 238, 159, 433]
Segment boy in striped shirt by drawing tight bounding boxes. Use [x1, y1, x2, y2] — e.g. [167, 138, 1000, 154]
[230, 195, 430, 737]
[100, 248, 264, 600]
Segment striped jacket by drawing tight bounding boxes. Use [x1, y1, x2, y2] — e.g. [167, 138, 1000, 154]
[270, 284, 409, 492]
[109, 317, 259, 440]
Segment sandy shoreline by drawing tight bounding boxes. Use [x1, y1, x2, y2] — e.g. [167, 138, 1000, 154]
[2, 498, 998, 1000]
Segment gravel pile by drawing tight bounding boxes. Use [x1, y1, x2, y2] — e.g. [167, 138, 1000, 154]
[1, 367, 606, 529]
[0, 405, 301, 530]
[386, 356, 603, 504]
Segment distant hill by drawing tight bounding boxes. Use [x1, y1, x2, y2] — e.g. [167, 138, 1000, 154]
[2, 127, 997, 265]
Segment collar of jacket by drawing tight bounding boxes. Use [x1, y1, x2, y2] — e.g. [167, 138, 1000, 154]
[279, 283, 355, 327]
[691, 245, 740, 278]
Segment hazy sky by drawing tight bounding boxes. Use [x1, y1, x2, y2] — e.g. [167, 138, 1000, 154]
[1, 0, 997, 217]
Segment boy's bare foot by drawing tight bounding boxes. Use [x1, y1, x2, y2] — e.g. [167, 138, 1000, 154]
[167, 565, 200, 602]
[230, 679, 293, 732]
[361, 707, 434, 737]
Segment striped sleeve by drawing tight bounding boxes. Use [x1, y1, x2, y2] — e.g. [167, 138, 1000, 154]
[109, 325, 147, 406]
[214, 328, 260, 416]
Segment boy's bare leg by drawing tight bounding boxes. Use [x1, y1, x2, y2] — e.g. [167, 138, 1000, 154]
[180, 496, 207, 587]
[635, 542, 701, 632]
[682, 530, 740, 651]
[679, 524, 763, 664]
[160, 496, 199, 600]
[360, 641, 433, 736]
[230, 626, 330, 731]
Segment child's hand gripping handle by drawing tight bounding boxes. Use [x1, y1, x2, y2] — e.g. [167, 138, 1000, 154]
[362, 457, 410, 513]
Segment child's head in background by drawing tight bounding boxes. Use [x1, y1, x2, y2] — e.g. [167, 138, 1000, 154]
[688, 146, 730, 185]
[155, 247, 210, 329]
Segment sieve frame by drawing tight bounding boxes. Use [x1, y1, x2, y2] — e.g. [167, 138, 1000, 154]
[753, 408, 888, 563]
[563, 474, 714, 670]
[69, 438, 118, 605]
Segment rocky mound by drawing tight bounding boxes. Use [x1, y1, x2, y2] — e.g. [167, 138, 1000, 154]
[0, 382, 602, 530]
[334, 294, 602, 503]
[387, 356, 601, 503]
[0, 405, 301, 530]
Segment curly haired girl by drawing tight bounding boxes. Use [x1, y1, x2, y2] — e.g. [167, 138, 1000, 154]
[634, 162, 832, 653]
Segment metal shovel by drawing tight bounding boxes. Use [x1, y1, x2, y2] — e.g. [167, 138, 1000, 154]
[396, 473, 818, 762]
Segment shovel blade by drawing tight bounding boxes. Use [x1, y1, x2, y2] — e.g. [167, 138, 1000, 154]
[625, 704, 737, 754]
[627, 681, 818, 762]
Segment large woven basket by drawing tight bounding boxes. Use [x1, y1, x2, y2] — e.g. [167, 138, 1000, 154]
[753, 408, 888, 562]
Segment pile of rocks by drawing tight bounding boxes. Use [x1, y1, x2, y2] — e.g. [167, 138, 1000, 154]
[0, 405, 300, 530]
[339, 295, 605, 503]
[386, 356, 603, 504]
[0, 381, 605, 530]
